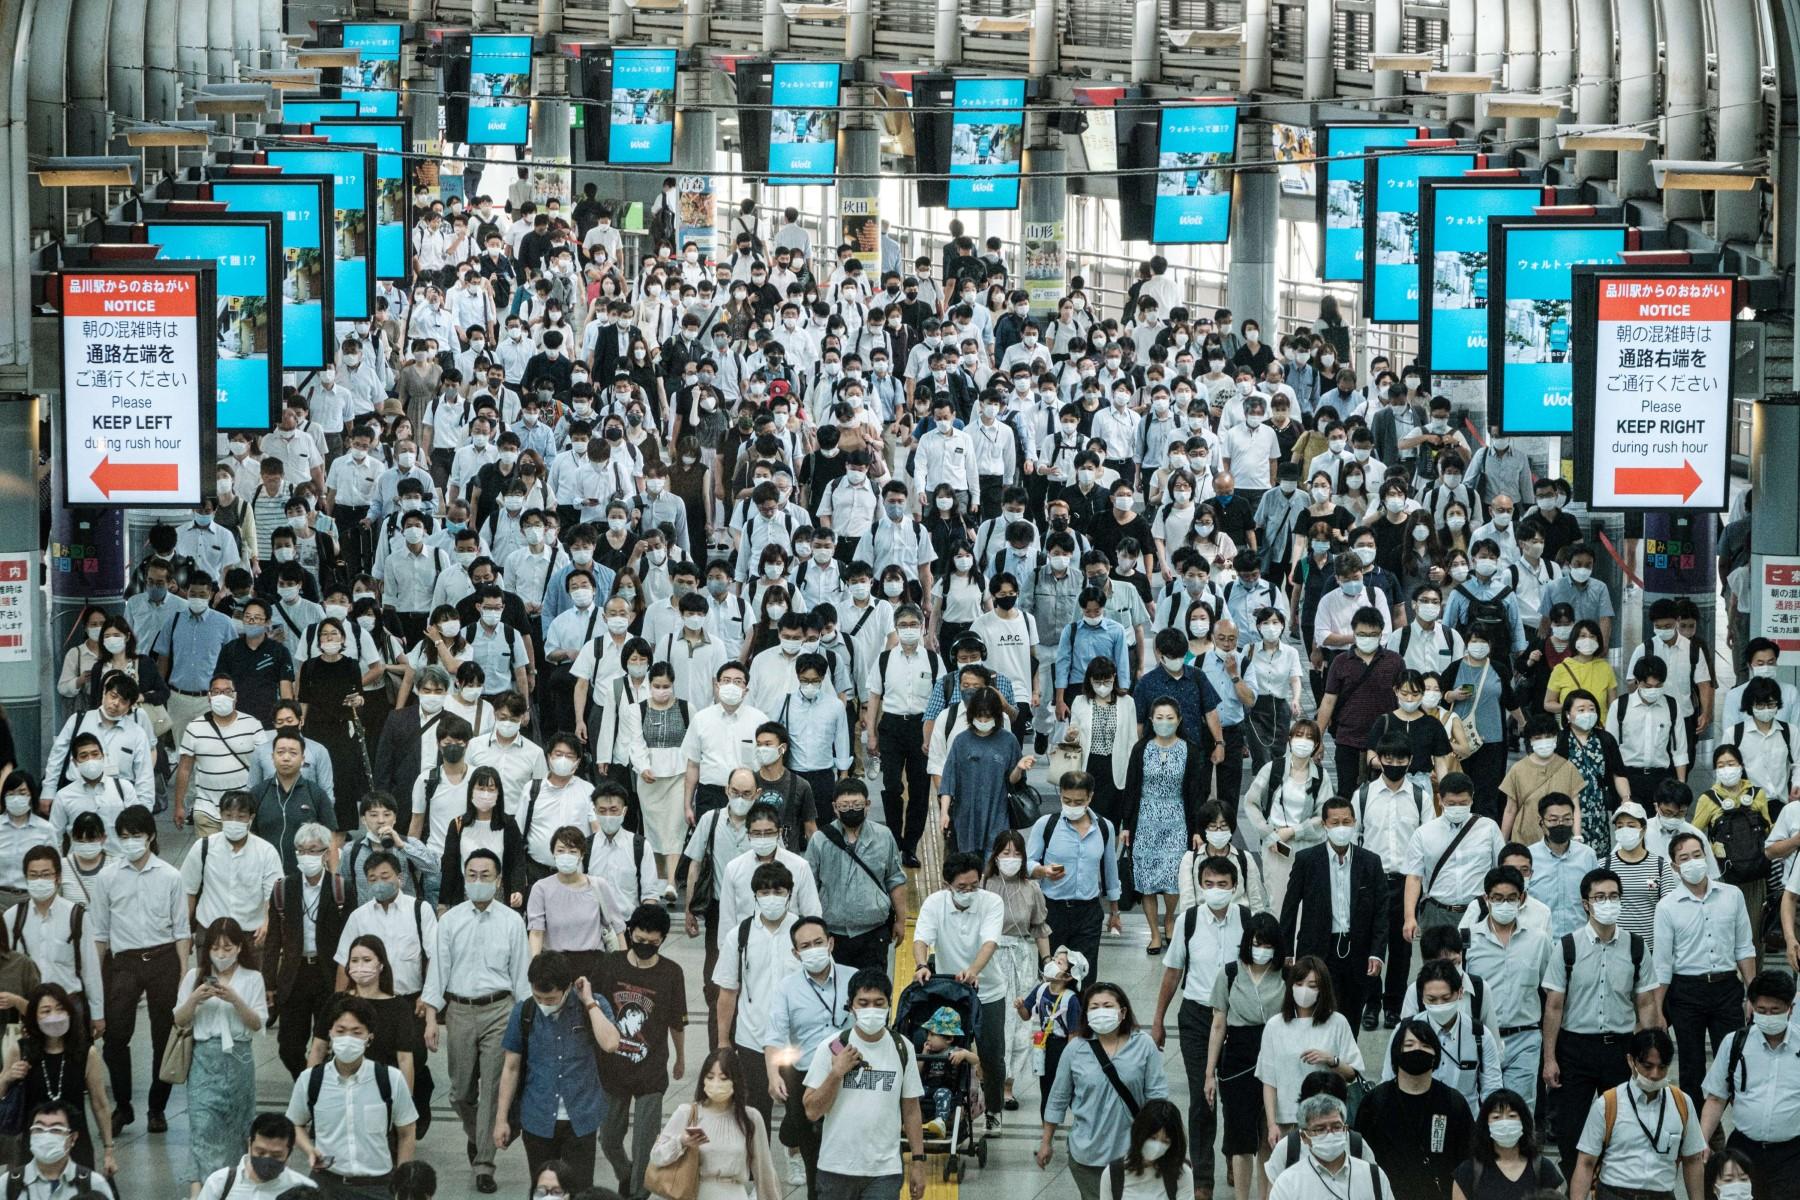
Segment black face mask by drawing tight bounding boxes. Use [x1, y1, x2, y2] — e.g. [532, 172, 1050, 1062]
[249, 1156, 287, 1183]
[440, 744, 467, 765]
[995, 594, 1018, 612]
[630, 938, 662, 958]
[1397, 1049, 1438, 1077]
[838, 808, 867, 829]
[1545, 824, 1573, 846]
[1380, 762, 1407, 782]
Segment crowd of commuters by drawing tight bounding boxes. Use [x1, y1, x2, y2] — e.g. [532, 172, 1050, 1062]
[12, 188, 1785, 1200]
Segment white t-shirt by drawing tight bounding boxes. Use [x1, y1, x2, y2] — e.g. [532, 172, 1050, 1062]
[805, 1027, 925, 1178]
[971, 610, 1038, 698]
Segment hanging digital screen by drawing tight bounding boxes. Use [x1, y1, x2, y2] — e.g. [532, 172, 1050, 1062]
[949, 78, 1025, 209]
[607, 48, 676, 165]
[282, 98, 361, 125]
[265, 147, 376, 323]
[1152, 102, 1238, 244]
[1417, 181, 1545, 374]
[768, 62, 843, 185]
[144, 217, 282, 431]
[1315, 123, 1420, 281]
[1363, 150, 1478, 324]
[1490, 222, 1629, 434]
[312, 118, 407, 282]
[339, 23, 402, 117]
[468, 34, 533, 146]
[208, 176, 333, 371]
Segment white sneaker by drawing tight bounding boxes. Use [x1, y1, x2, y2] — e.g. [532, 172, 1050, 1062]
[787, 1151, 806, 1185]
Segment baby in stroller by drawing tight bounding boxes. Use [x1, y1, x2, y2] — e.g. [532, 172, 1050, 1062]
[917, 1006, 981, 1138]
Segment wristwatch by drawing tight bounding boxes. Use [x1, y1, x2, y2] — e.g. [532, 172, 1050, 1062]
[911, 1154, 927, 1162]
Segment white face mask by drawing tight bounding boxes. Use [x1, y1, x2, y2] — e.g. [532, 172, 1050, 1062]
[1085, 1007, 1121, 1035]
[997, 855, 1023, 877]
[1290, 985, 1319, 1009]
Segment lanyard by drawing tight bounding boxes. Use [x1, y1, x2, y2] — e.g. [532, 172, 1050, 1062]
[1625, 1086, 1670, 1152]
[806, 968, 841, 1021]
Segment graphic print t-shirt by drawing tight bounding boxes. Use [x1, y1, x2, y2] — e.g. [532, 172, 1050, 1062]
[804, 1028, 925, 1177]
[593, 951, 687, 1094]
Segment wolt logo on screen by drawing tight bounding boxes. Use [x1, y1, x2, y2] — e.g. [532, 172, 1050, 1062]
[769, 63, 843, 185]
[608, 48, 677, 164]
[949, 78, 1024, 209]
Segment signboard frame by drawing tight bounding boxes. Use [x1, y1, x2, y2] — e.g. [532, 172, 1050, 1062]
[337, 21, 403, 117]
[207, 173, 334, 372]
[1755, 553, 1800, 665]
[948, 77, 1026, 210]
[1571, 266, 1735, 513]
[1314, 121, 1422, 282]
[57, 261, 217, 509]
[1416, 179, 1548, 375]
[312, 117, 409, 282]
[1361, 148, 1480, 324]
[1487, 217, 1629, 436]
[1151, 101, 1239, 245]
[141, 213, 282, 432]
[264, 146, 379, 323]
[467, 33, 534, 147]
[607, 47, 678, 165]
[281, 97, 362, 124]
[768, 61, 844, 186]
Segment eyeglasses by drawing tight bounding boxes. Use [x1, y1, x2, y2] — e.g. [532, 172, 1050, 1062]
[1305, 1122, 1347, 1136]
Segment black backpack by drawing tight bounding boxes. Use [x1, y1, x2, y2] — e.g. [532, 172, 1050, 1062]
[1453, 583, 1513, 651]
[303, 1059, 395, 1128]
[1710, 801, 1770, 884]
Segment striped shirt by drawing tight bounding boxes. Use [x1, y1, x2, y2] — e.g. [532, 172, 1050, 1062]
[248, 482, 292, 562]
[1605, 849, 1679, 950]
[177, 713, 267, 821]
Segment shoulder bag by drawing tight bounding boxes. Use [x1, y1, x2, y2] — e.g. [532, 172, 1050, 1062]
[643, 1102, 701, 1200]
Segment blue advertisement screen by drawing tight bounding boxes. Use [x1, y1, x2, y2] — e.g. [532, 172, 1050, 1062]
[949, 78, 1024, 209]
[210, 179, 329, 371]
[1424, 185, 1543, 373]
[1319, 124, 1418, 281]
[340, 24, 401, 116]
[1366, 152, 1477, 323]
[1153, 104, 1238, 244]
[608, 48, 676, 165]
[469, 34, 532, 146]
[769, 63, 842, 185]
[1497, 224, 1627, 433]
[146, 222, 276, 430]
[284, 99, 360, 124]
[313, 120, 406, 281]
[266, 148, 369, 322]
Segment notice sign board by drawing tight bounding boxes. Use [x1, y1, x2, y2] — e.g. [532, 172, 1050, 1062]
[1756, 554, 1800, 665]
[1573, 270, 1733, 512]
[60, 266, 214, 508]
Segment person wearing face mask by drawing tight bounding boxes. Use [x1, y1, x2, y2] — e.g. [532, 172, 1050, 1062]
[1455, 860, 1555, 1097]
[1496, 715, 1586, 845]
[1602, 801, 1681, 949]
[1697, 969, 1800, 1196]
[1036, 982, 1169, 1200]
[334, 848, 440, 1016]
[261, 823, 350, 1078]
[1626, 601, 1714, 756]
[682, 664, 772, 828]
[177, 790, 283, 935]
[1653, 829, 1757, 1101]
[1524, 792, 1601, 938]
[1278, 796, 1389, 1037]
[193, 1112, 308, 1200]
[1266, 1091, 1390, 1200]
[977, 830, 1052, 1113]
[1606, 658, 1689, 807]
[1401, 773, 1505, 942]
[1566, 1027, 1704, 1200]
[1441, 630, 1526, 823]
[717, 802, 822, 934]
[170, 916, 268, 1196]
[1343, 732, 1437, 1029]
[288, 995, 424, 1194]
[937, 688, 1033, 866]
[11, 851, 102, 1049]
[712, 860, 802, 1133]
[910, 852, 1010, 1124]
[419, 849, 532, 1195]
[1381, 959, 1503, 1117]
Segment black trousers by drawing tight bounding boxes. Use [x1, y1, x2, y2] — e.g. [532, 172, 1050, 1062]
[1333, 742, 1366, 798]
[1665, 973, 1745, 1098]
[1624, 766, 1677, 809]
[736, 1038, 775, 1134]
[1045, 896, 1103, 978]
[1205, 722, 1247, 813]
[975, 998, 1005, 1116]
[1464, 741, 1510, 823]
[976, 475, 1004, 521]
[1553, 1031, 1633, 1167]
[798, 769, 838, 814]
[877, 713, 929, 855]
[1320, 936, 1368, 1029]
[1177, 1000, 1218, 1183]
[779, 1063, 824, 1200]
[337, 505, 372, 579]
[523, 1120, 599, 1194]
[830, 923, 893, 975]
[701, 901, 723, 1051]
[103, 943, 181, 1115]
[1377, 873, 1412, 1015]
[1726, 1130, 1800, 1200]
[276, 956, 338, 1077]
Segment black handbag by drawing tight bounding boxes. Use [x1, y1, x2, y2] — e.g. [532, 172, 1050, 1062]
[1116, 842, 1140, 910]
[1007, 781, 1043, 830]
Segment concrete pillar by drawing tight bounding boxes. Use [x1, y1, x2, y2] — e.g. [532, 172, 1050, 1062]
[1028, 0, 1056, 77]
[1130, 0, 1159, 82]
[839, 122, 880, 248]
[1228, 166, 1279, 332]
[1021, 143, 1065, 320]
[610, 0, 635, 42]
[684, 0, 711, 49]
[534, 0, 570, 164]
[1752, 399, 1800, 713]
[845, 0, 872, 59]
[762, 0, 787, 51]
[470, 0, 495, 24]
[0, 396, 43, 766]
[933, 0, 960, 64]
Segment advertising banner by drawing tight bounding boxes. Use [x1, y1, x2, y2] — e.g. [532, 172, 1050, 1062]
[1153, 103, 1238, 244]
[1489, 222, 1627, 434]
[340, 22, 402, 117]
[1316, 123, 1420, 281]
[949, 78, 1025, 209]
[1023, 220, 1064, 310]
[144, 217, 280, 431]
[608, 48, 676, 165]
[469, 34, 533, 146]
[1363, 150, 1478, 323]
[265, 147, 375, 323]
[209, 176, 333, 371]
[1418, 181, 1544, 374]
[314, 118, 408, 282]
[769, 62, 843, 185]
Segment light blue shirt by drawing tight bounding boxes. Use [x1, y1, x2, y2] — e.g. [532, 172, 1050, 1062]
[776, 691, 852, 773]
[1026, 812, 1121, 903]
[540, 561, 619, 627]
[762, 961, 853, 1058]
[1224, 577, 1289, 637]
[1443, 577, 1528, 654]
[1530, 839, 1600, 937]
[466, 622, 528, 693]
[154, 608, 238, 693]
[369, 465, 438, 523]
[1054, 618, 1130, 690]
[1199, 649, 1246, 728]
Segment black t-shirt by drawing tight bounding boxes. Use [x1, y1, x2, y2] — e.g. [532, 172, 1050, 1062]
[1366, 712, 1453, 776]
[1353, 1079, 1472, 1200]
[752, 769, 817, 853]
[1451, 1156, 1563, 1200]
[592, 951, 687, 1096]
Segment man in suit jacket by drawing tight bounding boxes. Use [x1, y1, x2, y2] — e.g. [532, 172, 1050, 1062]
[1280, 795, 1389, 1022]
[373, 683, 446, 831]
[264, 822, 351, 1077]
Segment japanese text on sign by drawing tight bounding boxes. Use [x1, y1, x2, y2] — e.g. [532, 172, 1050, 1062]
[0, 555, 31, 662]
[1759, 555, 1800, 666]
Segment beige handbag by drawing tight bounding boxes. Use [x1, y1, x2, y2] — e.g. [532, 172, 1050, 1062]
[643, 1104, 700, 1200]
[157, 1020, 194, 1085]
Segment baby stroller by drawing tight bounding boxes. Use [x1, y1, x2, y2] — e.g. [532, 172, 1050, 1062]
[894, 975, 988, 1180]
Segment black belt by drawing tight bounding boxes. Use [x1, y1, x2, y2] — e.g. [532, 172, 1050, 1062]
[1563, 1030, 1629, 1043]
[1423, 898, 1468, 912]
[1500, 1023, 1541, 1037]
[1675, 971, 1738, 985]
[170, 687, 207, 697]
[318, 1170, 393, 1186]
[447, 989, 513, 1006]
[117, 942, 176, 961]
[1045, 896, 1101, 908]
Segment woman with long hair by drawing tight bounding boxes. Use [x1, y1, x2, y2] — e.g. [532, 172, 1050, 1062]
[984, 829, 1051, 1111]
[438, 765, 529, 908]
[172, 918, 267, 1196]
[1255, 956, 1361, 1146]
[1450, 1087, 1562, 1200]
[1204, 913, 1285, 1200]
[1036, 982, 1170, 1200]
[647, 1046, 778, 1200]
[0, 984, 113, 1170]
[1121, 698, 1207, 952]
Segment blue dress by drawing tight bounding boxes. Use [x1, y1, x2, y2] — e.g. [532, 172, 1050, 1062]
[1134, 741, 1190, 894]
[942, 727, 1022, 857]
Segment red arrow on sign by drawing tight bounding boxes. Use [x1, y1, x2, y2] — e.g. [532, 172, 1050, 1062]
[90, 456, 180, 497]
[1615, 460, 1703, 502]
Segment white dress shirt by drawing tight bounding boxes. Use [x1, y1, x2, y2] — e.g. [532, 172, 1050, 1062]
[1164, 900, 1244, 1004]
[680, 703, 769, 787]
[421, 899, 532, 1011]
[1576, 1081, 1704, 1189]
[1403, 815, 1504, 904]
[335, 895, 440, 995]
[16, 896, 106, 1017]
[712, 911, 801, 1051]
[285, 1059, 420, 1177]
[1651, 879, 1756, 983]
[913, 888, 1007, 1002]
[1352, 777, 1434, 875]
[180, 832, 284, 931]
[718, 848, 823, 931]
